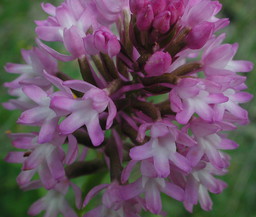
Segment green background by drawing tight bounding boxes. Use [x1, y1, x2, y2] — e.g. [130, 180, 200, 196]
[0, 0, 256, 216]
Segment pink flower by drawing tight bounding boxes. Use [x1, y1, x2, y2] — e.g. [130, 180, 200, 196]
[202, 37, 254, 75]
[121, 160, 184, 215]
[28, 181, 80, 217]
[130, 121, 195, 177]
[181, 0, 228, 30]
[83, 182, 143, 217]
[50, 80, 117, 146]
[186, 118, 238, 169]
[3, 0, 253, 216]
[5, 133, 66, 190]
[17, 85, 59, 144]
[183, 162, 227, 212]
[4, 48, 57, 89]
[170, 78, 228, 124]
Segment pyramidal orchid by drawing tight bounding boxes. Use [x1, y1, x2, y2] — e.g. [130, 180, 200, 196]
[3, 0, 253, 216]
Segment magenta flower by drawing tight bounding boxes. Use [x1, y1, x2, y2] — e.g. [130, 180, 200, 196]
[5, 133, 66, 190]
[202, 36, 254, 75]
[170, 78, 228, 124]
[4, 48, 57, 89]
[28, 181, 80, 217]
[17, 85, 59, 144]
[130, 121, 195, 177]
[121, 160, 184, 214]
[50, 80, 116, 146]
[183, 162, 227, 212]
[186, 118, 238, 168]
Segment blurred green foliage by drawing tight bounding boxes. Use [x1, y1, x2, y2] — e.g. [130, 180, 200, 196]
[0, 0, 255, 216]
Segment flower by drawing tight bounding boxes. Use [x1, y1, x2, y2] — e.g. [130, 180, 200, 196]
[3, 0, 253, 216]
[50, 80, 117, 146]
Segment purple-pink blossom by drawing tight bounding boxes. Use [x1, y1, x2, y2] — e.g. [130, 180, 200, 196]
[3, 0, 253, 216]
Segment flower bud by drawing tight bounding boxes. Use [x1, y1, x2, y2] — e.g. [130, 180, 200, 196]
[153, 11, 172, 34]
[186, 21, 214, 49]
[94, 29, 121, 57]
[169, 0, 185, 17]
[136, 4, 154, 31]
[144, 51, 172, 76]
[151, 0, 167, 15]
[129, 0, 150, 14]
[167, 0, 185, 24]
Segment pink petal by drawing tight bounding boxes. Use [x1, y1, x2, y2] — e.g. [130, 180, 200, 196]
[83, 184, 109, 207]
[63, 26, 85, 58]
[218, 138, 239, 150]
[121, 160, 138, 183]
[121, 179, 143, 200]
[50, 96, 81, 114]
[205, 145, 224, 169]
[55, 5, 76, 27]
[129, 141, 153, 160]
[162, 182, 184, 201]
[169, 152, 191, 173]
[4, 63, 32, 74]
[106, 100, 116, 129]
[227, 60, 254, 73]
[18, 107, 49, 124]
[46, 149, 65, 181]
[70, 182, 83, 209]
[5, 152, 25, 163]
[65, 135, 78, 165]
[43, 70, 72, 95]
[23, 147, 45, 170]
[63, 80, 95, 93]
[233, 92, 253, 103]
[184, 175, 199, 205]
[86, 115, 104, 146]
[83, 34, 99, 55]
[36, 26, 63, 42]
[145, 182, 162, 214]
[41, 3, 56, 16]
[36, 39, 74, 62]
[22, 85, 48, 104]
[154, 153, 170, 178]
[59, 111, 88, 135]
[38, 117, 59, 144]
[38, 161, 57, 190]
[175, 102, 194, 124]
[28, 198, 46, 216]
[186, 146, 204, 167]
[198, 186, 213, 211]
[17, 170, 36, 186]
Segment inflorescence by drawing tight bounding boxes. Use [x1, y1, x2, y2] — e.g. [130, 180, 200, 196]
[3, 0, 254, 216]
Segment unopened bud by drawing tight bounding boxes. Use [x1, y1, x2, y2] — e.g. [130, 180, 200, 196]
[94, 29, 121, 57]
[153, 11, 172, 34]
[151, 0, 167, 15]
[144, 51, 172, 76]
[167, 0, 185, 24]
[129, 0, 150, 14]
[136, 4, 154, 31]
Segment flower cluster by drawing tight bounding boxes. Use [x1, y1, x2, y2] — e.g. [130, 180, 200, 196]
[4, 0, 253, 216]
